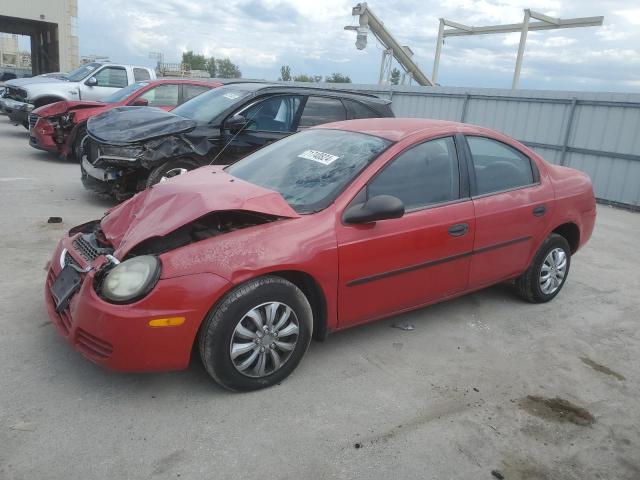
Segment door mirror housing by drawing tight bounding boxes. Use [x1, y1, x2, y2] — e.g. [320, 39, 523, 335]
[225, 114, 248, 133]
[130, 98, 149, 107]
[85, 76, 98, 87]
[343, 195, 405, 224]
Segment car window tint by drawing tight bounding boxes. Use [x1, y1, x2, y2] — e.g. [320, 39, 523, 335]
[368, 137, 460, 210]
[133, 68, 151, 81]
[139, 84, 180, 107]
[299, 96, 347, 128]
[242, 95, 302, 132]
[343, 99, 377, 119]
[467, 136, 534, 195]
[183, 84, 210, 102]
[93, 67, 128, 88]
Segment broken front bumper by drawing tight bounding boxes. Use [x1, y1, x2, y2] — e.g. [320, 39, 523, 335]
[3, 98, 33, 126]
[45, 235, 231, 371]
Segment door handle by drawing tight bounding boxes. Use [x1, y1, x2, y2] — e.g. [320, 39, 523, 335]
[448, 223, 469, 237]
[533, 205, 546, 217]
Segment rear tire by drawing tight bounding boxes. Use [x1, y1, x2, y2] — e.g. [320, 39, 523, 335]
[515, 233, 571, 303]
[146, 158, 200, 187]
[72, 125, 88, 162]
[199, 276, 313, 391]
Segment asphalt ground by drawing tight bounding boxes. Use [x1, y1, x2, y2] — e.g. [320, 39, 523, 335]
[1, 118, 639, 479]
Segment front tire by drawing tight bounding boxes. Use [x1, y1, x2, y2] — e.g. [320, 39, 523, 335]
[146, 158, 200, 187]
[199, 276, 313, 391]
[72, 124, 88, 162]
[515, 233, 571, 303]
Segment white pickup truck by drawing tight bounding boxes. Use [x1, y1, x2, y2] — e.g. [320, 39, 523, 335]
[2, 63, 156, 128]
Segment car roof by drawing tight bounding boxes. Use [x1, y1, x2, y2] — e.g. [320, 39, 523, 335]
[315, 118, 496, 142]
[218, 82, 391, 105]
[146, 78, 223, 87]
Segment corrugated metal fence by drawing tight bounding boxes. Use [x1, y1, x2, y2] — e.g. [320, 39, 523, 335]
[306, 83, 640, 208]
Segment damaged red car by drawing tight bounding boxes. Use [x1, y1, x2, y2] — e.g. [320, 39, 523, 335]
[28, 79, 221, 160]
[44, 118, 596, 391]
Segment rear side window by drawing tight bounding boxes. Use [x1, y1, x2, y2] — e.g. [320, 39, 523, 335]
[133, 68, 151, 81]
[139, 84, 180, 107]
[344, 99, 378, 119]
[368, 137, 460, 210]
[183, 84, 210, 102]
[466, 136, 535, 195]
[299, 96, 347, 128]
[93, 67, 128, 88]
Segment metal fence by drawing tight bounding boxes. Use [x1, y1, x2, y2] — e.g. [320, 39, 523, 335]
[302, 82, 640, 208]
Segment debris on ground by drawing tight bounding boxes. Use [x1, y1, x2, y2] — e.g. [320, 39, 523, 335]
[47, 217, 62, 224]
[391, 323, 415, 331]
[491, 469, 505, 479]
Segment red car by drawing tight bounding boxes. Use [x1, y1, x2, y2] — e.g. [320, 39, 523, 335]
[28, 79, 222, 160]
[44, 118, 596, 391]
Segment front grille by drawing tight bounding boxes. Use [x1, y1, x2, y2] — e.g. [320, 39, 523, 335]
[46, 269, 72, 335]
[63, 250, 81, 269]
[28, 113, 38, 129]
[6, 86, 27, 101]
[73, 236, 100, 262]
[76, 328, 113, 359]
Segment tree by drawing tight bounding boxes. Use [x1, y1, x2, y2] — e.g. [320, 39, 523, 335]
[325, 72, 351, 83]
[216, 58, 242, 78]
[181, 51, 207, 71]
[390, 68, 401, 85]
[293, 74, 317, 82]
[206, 57, 217, 78]
[279, 65, 291, 81]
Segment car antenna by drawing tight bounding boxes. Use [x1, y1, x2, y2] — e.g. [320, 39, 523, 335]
[208, 105, 265, 165]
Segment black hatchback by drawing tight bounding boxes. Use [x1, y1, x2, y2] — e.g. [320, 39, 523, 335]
[81, 82, 394, 199]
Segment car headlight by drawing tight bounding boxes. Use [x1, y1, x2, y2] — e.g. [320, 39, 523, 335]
[101, 255, 160, 303]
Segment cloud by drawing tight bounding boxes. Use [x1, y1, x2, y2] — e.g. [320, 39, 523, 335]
[77, 0, 640, 92]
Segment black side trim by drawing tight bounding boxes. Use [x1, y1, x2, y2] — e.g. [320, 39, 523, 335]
[473, 235, 531, 255]
[346, 251, 472, 287]
[346, 235, 532, 287]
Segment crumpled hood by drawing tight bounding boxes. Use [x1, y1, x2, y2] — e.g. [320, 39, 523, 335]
[87, 106, 197, 145]
[33, 100, 104, 117]
[101, 166, 300, 257]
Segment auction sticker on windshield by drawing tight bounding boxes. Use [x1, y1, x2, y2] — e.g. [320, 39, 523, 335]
[223, 92, 241, 100]
[298, 150, 339, 165]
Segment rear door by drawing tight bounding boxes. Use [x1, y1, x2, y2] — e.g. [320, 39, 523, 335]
[463, 135, 554, 288]
[133, 83, 180, 110]
[221, 95, 304, 163]
[336, 136, 475, 328]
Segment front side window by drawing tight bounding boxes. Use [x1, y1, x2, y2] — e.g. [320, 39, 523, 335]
[241, 95, 302, 132]
[368, 137, 460, 210]
[103, 82, 148, 103]
[66, 63, 102, 81]
[299, 96, 347, 128]
[139, 84, 180, 107]
[226, 129, 391, 213]
[171, 86, 252, 123]
[133, 68, 151, 81]
[466, 136, 535, 195]
[92, 67, 128, 88]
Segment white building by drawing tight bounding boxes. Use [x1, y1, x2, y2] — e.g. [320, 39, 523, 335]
[0, 0, 79, 74]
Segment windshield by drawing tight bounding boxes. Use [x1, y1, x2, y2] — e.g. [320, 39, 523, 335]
[102, 82, 149, 103]
[172, 86, 252, 123]
[226, 129, 391, 213]
[66, 63, 102, 82]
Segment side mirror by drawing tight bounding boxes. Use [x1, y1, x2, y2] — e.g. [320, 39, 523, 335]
[130, 98, 149, 107]
[225, 114, 247, 132]
[343, 195, 405, 224]
[85, 76, 98, 87]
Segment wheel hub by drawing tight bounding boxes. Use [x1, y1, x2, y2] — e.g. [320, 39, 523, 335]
[539, 247, 567, 295]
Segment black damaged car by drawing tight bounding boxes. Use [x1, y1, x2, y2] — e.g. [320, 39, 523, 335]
[81, 82, 394, 199]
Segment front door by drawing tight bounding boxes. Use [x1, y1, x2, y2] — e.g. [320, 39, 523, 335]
[220, 95, 303, 163]
[80, 66, 128, 101]
[336, 136, 475, 328]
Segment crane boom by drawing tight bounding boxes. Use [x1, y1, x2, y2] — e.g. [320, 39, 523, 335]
[345, 2, 434, 86]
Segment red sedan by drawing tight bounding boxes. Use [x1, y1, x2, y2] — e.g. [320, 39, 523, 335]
[44, 119, 596, 391]
[29, 79, 222, 160]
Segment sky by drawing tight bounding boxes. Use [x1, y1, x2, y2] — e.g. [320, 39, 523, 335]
[75, 0, 640, 92]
